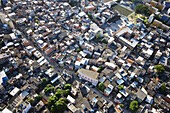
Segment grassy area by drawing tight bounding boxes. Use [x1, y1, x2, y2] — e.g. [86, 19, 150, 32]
[112, 5, 133, 17]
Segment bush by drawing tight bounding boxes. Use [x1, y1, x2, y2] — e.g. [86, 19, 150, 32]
[154, 65, 165, 73]
[129, 101, 139, 111]
[118, 85, 124, 90]
[98, 83, 105, 92]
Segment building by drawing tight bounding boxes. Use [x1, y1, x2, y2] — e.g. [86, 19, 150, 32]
[77, 68, 99, 86]
[16, 101, 31, 113]
[104, 84, 113, 96]
[0, 70, 9, 85]
[0, 53, 10, 64]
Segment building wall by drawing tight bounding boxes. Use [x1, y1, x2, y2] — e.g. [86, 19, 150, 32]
[22, 103, 31, 113]
[78, 72, 98, 85]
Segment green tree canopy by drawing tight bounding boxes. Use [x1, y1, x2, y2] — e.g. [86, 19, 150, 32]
[44, 84, 55, 93]
[118, 85, 124, 90]
[64, 84, 72, 90]
[98, 65, 104, 73]
[26, 99, 34, 106]
[55, 100, 67, 113]
[101, 39, 107, 44]
[50, 105, 56, 113]
[119, 104, 124, 108]
[129, 101, 139, 111]
[36, 95, 43, 101]
[59, 97, 69, 104]
[135, 4, 151, 16]
[47, 95, 58, 107]
[41, 78, 47, 86]
[98, 83, 105, 92]
[154, 65, 165, 73]
[76, 48, 81, 52]
[55, 89, 65, 98]
[95, 33, 100, 39]
[160, 83, 166, 91]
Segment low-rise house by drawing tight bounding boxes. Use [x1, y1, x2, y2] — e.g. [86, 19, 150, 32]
[35, 100, 45, 112]
[67, 103, 78, 113]
[0, 53, 10, 64]
[136, 89, 147, 103]
[24, 46, 36, 56]
[16, 101, 31, 113]
[0, 70, 9, 85]
[104, 84, 113, 96]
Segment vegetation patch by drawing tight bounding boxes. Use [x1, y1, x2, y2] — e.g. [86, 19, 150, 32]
[112, 4, 133, 16]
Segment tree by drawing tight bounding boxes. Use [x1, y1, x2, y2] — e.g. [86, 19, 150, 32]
[0, 41, 5, 47]
[95, 33, 100, 39]
[64, 84, 72, 90]
[41, 78, 47, 86]
[51, 65, 54, 68]
[98, 83, 105, 92]
[50, 105, 56, 113]
[44, 84, 55, 93]
[59, 97, 69, 104]
[55, 89, 65, 98]
[119, 104, 124, 108]
[101, 39, 107, 44]
[47, 95, 58, 107]
[26, 99, 34, 106]
[75, 72, 78, 76]
[134, 77, 139, 82]
[55, 100, 67, 113]
[135, 4, 151, 16]
[118, 85, 124, 90]
[163, 29, 167, 32]
[36, 95, 43, 101]
[160, 83, 166, 91]
[87, 14, 92, 19]
[129, 101, 139, 111]
[140, 16, 145, 20]
[35, 20, 39, 23]
[65, 89, 71, 96]
[76, 48, 81, 52]
[98, 65, 104, 73]
[154, 65, 165, 73]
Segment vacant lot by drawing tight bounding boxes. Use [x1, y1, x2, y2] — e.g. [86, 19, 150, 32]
[112, 5, 133, 17]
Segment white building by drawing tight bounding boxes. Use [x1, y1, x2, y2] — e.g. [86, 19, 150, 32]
[77, 68, 99, 86]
